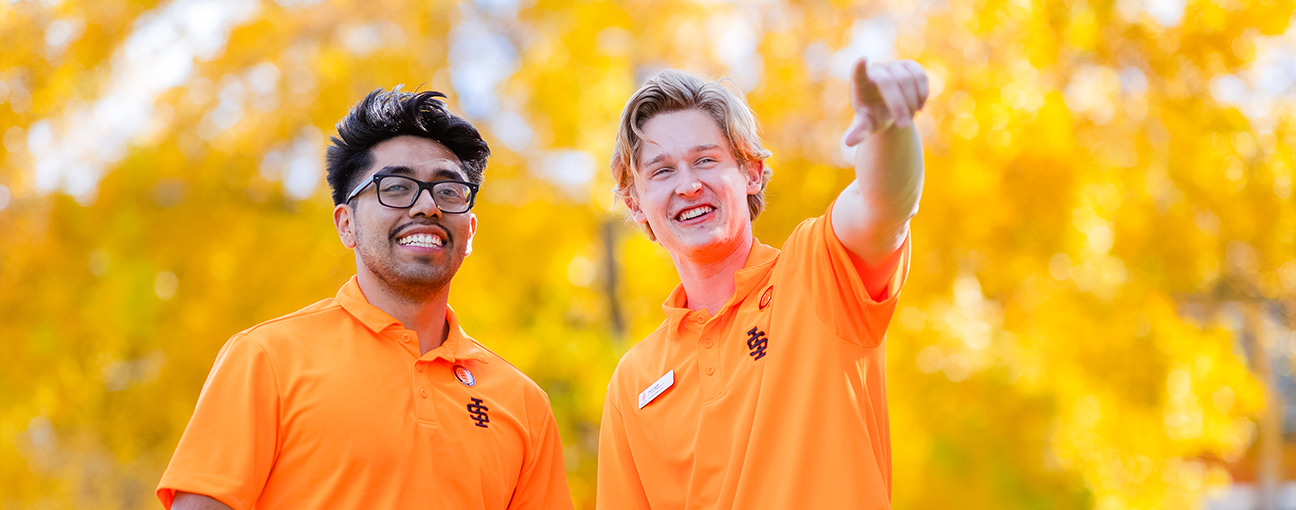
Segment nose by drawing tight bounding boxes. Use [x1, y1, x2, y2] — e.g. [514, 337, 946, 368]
[673, 166, 703, 197]
[408, 187, 442, 218]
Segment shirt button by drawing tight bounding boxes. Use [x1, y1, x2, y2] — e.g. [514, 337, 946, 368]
[415, 364, 423, 372]
[695, 316, 706, 324]
[401, 334, 411, 343]
[704, 340, 713, 348]
[706, 366, 715, 376]
[419, 388, 428, 398]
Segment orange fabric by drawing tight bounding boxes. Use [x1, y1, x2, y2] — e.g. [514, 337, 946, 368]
[157, 277, 572, 510]
[597, 205, 910, 510]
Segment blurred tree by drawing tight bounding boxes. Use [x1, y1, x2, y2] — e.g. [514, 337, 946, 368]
[1, 0, 1293, 508]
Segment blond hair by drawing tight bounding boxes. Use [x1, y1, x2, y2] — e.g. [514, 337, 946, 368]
[610, 69, 773, 239]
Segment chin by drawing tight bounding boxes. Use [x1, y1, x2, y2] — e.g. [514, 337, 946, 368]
[667, 232, 731, 255]
[384, 272, 450, 300]
[405, 264, 458, 286]
[372, 258, 458, 294]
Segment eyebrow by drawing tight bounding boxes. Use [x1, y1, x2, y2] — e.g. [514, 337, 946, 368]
[641, 144, 723, 170]
[377, 165, 466, 180]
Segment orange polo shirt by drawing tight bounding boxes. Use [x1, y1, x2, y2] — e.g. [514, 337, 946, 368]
[597, 206, 909, 510]
[157, 277, 573, 510]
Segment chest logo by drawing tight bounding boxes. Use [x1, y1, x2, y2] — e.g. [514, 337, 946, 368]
[467, 398, 490, 428]
[759, 286, 773, 309]
[453, 365, 476, 387]
[638, 369, 675, 409]
[746, 327, 768, 361]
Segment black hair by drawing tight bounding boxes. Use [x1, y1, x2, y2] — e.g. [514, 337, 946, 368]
[326, 88, 490, 205]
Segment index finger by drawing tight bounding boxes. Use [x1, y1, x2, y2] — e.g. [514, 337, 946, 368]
[852, 58, 882, 109]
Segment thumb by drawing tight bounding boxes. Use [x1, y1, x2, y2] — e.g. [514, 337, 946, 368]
[843, 112, 874, 147]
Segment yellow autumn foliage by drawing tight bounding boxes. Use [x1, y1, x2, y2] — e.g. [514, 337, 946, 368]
[1, 0, 1294, 508]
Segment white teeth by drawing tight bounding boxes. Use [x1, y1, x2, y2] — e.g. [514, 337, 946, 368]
[397, 233, 443, 247]
[678, 206, 713, 221]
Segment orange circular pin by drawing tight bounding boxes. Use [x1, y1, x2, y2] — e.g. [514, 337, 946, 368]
[453, 365, 476, 387]
[759, 286, 773, 309]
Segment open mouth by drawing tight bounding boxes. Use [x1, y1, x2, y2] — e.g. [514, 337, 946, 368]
[396, 232, 444, 248]
[675, 205, 714, 222]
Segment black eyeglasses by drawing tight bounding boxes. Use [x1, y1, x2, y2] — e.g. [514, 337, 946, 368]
[345, 173, 480, 213]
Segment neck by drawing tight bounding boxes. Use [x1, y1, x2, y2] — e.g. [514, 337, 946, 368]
[355, 270, 451, 356]
[670, 235, 754, 314]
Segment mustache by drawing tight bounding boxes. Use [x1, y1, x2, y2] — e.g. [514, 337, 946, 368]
[389, 220, 452, 243]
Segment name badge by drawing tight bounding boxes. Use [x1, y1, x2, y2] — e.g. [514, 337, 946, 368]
[638, 369, 675, 409]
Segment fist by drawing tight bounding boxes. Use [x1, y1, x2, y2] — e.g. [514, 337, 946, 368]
[843, 58, 929, 146]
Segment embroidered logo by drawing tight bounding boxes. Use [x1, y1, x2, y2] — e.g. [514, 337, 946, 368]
[467, 397, 490, 428]
[759, 286, 773, 310]
[453, 365, 476, 387]
[746, 326, 768, 361]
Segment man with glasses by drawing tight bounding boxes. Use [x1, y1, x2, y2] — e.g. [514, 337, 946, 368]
[158, 88, 573, 510]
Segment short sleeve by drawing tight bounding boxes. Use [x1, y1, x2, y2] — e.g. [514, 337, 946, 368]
[596, 390, 652, 510]
[156, 334, 281, 510]
[781, 206, 911, 348]
[507, 391, 574, 510]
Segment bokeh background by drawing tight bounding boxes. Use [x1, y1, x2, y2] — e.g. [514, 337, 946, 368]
[2, 0, 1295, 508]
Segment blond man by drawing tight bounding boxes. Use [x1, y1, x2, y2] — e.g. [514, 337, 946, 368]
[597, 58, 927, 509]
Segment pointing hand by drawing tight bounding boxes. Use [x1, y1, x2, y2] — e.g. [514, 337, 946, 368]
[843, 58, 930, 147]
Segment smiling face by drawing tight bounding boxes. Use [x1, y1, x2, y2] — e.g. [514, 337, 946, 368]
[334, 135, 477, 300]
[628, 109, 762, 263]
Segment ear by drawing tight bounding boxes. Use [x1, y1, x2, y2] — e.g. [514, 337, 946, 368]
[744, 159, 764, 195]
[334, 203, 357, 249]
[624, 194, 647, 225]
[464, 213, 478, 257]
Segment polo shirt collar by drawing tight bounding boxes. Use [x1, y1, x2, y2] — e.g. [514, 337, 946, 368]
[337, 276, 397, 333]
[336, 276, 489, 363]
[433, 305, 490, 364]
[662, 238, 780, 325]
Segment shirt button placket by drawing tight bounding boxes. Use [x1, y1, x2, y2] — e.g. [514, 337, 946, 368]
[411, 354, 439, 425]
[400, 333, 414, 357]
[697, 321, 722, 399]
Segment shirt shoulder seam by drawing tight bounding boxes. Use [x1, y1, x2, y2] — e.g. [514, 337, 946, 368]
[235, 298, 348, 339]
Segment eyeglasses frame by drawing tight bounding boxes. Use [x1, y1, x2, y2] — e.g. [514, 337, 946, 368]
[344, 173, 480, 213]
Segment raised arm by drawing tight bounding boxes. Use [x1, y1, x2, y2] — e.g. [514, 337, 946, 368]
[831, 58, 928, 285]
